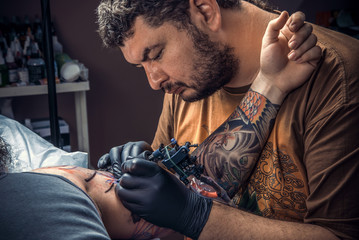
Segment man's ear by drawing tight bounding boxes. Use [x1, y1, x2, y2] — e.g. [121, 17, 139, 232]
[189, 0, 221, 32]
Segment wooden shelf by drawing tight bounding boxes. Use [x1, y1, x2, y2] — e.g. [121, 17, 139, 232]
[0, 81, 91, 157]
[0, 81, 90, 97]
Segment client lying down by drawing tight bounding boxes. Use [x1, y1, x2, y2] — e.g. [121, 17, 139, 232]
[0, 137, 173, 240]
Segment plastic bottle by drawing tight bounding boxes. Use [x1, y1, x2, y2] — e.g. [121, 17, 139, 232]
[52, 35, 63, 56]
[35, 25, 43, 50]
[0, 31, 8, 55]
[20, 16, 31, 46]
[11, 37, 23, 67]
[5, 47, 19, 84]
[0, 51, 9, 87]
[18, 58, 29, 85]
[27, 42, 45, 85]
[23, 35, 31, 58]
[52, 35, 62, 82]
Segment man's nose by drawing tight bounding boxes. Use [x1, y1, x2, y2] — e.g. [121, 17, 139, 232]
[143, 62, 168, 90]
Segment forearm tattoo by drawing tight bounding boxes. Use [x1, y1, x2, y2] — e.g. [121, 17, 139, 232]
[193, 89, 280, 198]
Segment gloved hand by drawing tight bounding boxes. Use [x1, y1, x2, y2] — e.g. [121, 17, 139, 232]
[97, 141, 152, 169]
[116, 158, 213, 239]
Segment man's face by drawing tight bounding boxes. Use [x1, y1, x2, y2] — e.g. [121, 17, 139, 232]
[121, 17, 239, 102]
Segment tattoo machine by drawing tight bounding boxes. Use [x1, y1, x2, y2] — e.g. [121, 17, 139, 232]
[148, 138, 232, 204]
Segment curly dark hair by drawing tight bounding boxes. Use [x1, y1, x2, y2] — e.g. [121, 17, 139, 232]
[96, 0, 244, 48]
[0, 136, 12, 173]
[96, 0, 276, 48]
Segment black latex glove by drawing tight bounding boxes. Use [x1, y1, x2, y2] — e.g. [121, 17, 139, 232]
[116, 158, 213, 239]
[97, 141, 152, 169]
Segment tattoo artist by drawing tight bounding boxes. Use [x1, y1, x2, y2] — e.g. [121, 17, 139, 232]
[96, 0, 359, 239]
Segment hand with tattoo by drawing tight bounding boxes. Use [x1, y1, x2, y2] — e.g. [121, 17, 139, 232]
[193, 11, 321, 199]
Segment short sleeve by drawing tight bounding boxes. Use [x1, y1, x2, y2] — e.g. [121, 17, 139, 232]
[152, 93, 174, 150]
[303, 103, 359, 239]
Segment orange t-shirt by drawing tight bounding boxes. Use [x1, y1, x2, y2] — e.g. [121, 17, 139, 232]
[152, 85, 250, 149]
[152, 25, 359, 239]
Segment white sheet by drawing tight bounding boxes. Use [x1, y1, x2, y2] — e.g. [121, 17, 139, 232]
[0, 114, 88, 172]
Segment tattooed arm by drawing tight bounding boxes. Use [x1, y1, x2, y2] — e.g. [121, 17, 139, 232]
[197, 11, 335, 240]
[194, 89, 280, 198]
[194, 11, 321, 199]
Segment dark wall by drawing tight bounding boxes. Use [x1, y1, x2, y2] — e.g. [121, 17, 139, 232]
[0, 0, 352, 167]
[270, 0, 356, 22]
[0, 0, 164, 167]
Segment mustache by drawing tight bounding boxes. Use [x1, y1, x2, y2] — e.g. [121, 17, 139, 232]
[161, 82, 190, 93]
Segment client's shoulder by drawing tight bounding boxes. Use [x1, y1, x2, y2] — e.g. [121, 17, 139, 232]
[31, 165, 94, 192]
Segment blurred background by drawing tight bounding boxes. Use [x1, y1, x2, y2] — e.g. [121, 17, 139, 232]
[0, 0, 357, 167]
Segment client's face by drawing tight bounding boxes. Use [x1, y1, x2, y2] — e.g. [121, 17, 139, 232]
[31, 165, 174, 239]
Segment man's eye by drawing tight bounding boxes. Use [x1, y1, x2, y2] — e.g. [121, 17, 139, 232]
[152, 49, 164, 61]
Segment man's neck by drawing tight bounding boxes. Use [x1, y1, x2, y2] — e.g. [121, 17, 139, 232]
[222, 2, 278, 88]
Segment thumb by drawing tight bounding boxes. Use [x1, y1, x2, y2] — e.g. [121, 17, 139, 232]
[262, 11, 289, 46]
[97, 153, 110, 169]
[109, 145, 124, 163]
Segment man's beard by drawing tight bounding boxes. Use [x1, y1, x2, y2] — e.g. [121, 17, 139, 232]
[163, 23, 239, 102]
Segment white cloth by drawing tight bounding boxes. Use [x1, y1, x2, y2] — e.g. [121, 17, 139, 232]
[0, 114, 88, 172]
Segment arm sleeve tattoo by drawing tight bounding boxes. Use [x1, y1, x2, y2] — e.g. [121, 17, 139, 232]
[193, 89, 280, 198]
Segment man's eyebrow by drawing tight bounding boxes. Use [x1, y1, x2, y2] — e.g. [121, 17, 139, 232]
[141, 43, 162, 62]
[129, 43, 163, 68]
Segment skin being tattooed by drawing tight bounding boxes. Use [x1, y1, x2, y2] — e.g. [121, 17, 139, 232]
[193, 89, 280, 198]
[31, 166, 173, 239]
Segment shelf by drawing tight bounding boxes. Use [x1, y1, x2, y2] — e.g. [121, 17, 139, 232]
[0, 81, 91, 157]
[0, 0, 90, 165]
[0, 81, 90, 97]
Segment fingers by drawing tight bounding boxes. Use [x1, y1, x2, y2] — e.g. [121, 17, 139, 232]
[263, 11, 289, 46]
[283, 12, 321, 65]
[121, 141, 153, 160]
[281, 11, 305, 40]
[121, 158, 160, 177]
[119, 173, 151, 189]
[97, 153, 110, 168]
[121, 142, 135, 160]
[297, 45, 322, 67]
[138, 150, 153, 160]
[128, 141, 150, 157]
[286, 11, 305, 32]
[288, 23, 313, 50]
[109, 145, 124, 163]
[288, 33, 317, 61]
[116, 183, 143, 205]
[137, 141, 153, 152]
